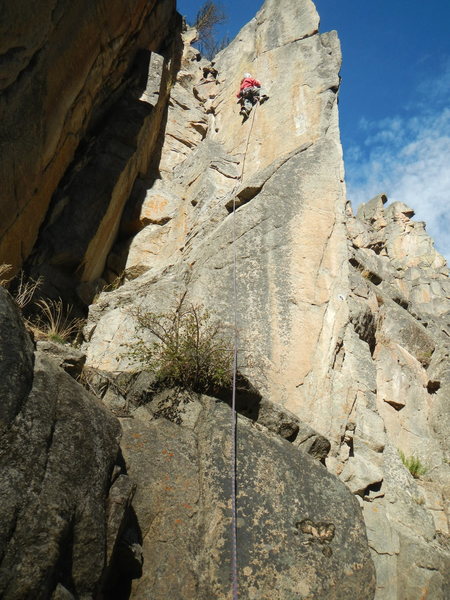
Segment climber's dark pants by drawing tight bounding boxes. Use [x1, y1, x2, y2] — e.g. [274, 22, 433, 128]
[239, 87, 261, 112]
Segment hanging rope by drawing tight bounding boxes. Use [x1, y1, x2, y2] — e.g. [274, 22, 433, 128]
[230, 98, 259, 600]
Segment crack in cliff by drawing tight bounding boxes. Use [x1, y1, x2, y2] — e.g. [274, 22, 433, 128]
[313, 213, 336, 294]
[0, 34, 50, 94]
[226, 142, 314, 211]
[368, 545, 398, 557]
[166, 132, 197, 148]
[256, 30, 319, 57]
[209, 164, 240, 179]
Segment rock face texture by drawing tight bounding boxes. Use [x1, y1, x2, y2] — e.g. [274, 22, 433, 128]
[80, 0, 449, 596]
[0, 288, 134, 599]
[1, 0, 449, 598]
[0, 0, 177, 279]
[343, 195, 450, 599]
[86, 0, 347, 407]
[116, 391, 375, 599]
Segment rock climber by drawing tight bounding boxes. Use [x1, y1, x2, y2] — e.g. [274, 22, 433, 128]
[236, 73, 268, 118]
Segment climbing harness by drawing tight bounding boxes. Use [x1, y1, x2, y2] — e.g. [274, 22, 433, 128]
[230, 99, 259, 600]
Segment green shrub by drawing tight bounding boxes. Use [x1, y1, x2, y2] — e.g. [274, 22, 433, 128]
[126, 300, 234, 394]
[398, 450, 427, 479]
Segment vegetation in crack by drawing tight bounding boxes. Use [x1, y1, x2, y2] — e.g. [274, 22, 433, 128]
[28, 298, 84, 345]
[398, 450, 428, 479]
[1, 265, 84, 345]
[124, 297, 234, 394]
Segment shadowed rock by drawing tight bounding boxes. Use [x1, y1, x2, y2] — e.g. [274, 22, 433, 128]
[0, 289, 135, 598]
[119, 394, 376, 599]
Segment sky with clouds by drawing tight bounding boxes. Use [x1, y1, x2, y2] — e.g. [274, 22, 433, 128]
[178, 0, 450, 259]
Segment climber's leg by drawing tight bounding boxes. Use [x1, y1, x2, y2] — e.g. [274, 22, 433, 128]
[244, 97, 253, 112]
[238, 92, 252, 117]
[259, 87, 269, 103]
[239, 100, 249, 117]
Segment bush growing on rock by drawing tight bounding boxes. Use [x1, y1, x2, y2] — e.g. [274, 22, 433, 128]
[126, 300, 234, 393]
[398, 450, 428, 479]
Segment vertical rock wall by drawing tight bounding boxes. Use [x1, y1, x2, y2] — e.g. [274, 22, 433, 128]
[86, 0, 349, 417]
[1, 0, 448, 596]
[338, 195, 450, 599]
[0, 0, 176, 275]
[82, 0, 449, 597]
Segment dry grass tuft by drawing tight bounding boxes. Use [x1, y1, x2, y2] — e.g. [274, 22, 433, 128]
[28, 298, 84, 344]
[13, 272, 43, 310]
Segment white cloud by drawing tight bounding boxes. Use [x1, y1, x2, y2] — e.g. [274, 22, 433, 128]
[345, 69, 450, 262]
[415, 57, 450, 107]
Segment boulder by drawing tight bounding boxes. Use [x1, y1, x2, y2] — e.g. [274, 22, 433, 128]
[0, 288, 35, 434]
[36, 339, 86, 379]
[119, 394, 376, 599]
[0, 289, 133, 598]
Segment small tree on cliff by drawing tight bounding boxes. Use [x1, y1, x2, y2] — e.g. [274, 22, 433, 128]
[125, 298, 234, 394]
[193, 1, 229, 60]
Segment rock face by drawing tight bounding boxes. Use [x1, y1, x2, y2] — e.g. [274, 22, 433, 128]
[0, 0, 177, 278]
[0, 288, 135, 599]
[1, 0, 449, 598]
[343, 195, 450, 599]
[117, 392, 375, 599]
[80, 0, 449, 596]
[85, 0, 347, 408]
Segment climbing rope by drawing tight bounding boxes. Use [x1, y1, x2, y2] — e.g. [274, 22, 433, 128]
[230, 98, 259, 600]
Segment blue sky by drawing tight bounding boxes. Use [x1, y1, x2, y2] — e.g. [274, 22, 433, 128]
[178, 1, 450, 259]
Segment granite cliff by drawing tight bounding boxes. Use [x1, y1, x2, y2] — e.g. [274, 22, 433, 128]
[0, 0, 449, 598]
